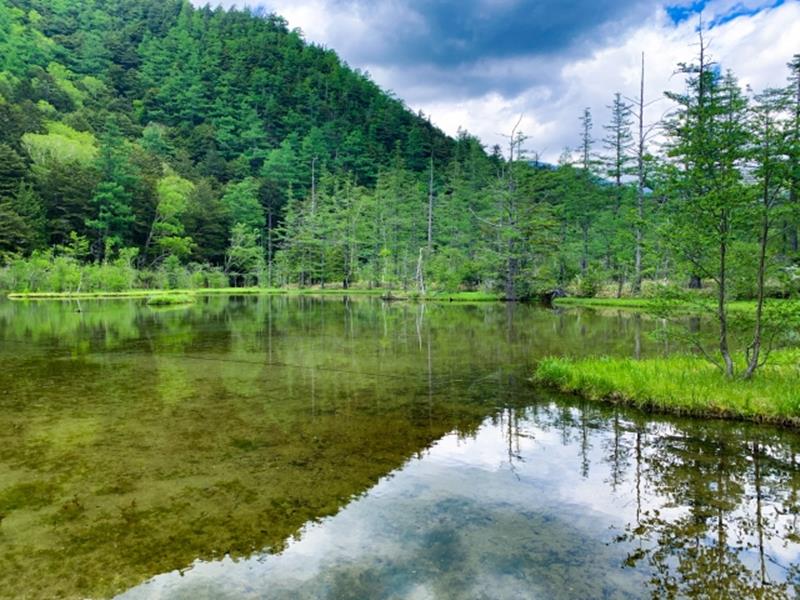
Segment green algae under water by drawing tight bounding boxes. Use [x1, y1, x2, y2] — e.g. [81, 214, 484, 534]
[0, 296, 799, 599]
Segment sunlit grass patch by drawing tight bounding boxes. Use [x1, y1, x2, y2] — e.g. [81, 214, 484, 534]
[534, 351, 800, 425]
[554, 297, 658, 309]
[8, 289, 161, 300]
[425, 291, 504, 302]
[6, 287, 276, 300]
[145, 293, 195, 306]
[552, 296, 798, 316]
[7, 286, 508, 303]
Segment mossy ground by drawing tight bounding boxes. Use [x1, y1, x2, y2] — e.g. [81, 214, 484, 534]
[534, 350, 800, 425]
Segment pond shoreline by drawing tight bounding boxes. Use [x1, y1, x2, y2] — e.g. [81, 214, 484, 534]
[3, 288, 506, 303]
[534, 352, 800, 428]
[9, 291, 798, 313]
[552, 296, 792, 313]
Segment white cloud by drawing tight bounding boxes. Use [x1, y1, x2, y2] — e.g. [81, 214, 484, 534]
[410, 1, 800, 161]
[197, 1, 800, 162]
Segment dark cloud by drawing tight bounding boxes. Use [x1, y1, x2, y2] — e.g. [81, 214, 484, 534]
[207, 0, 665, 98]
[318, 0, 669, 99]
[341, 0, 662, 67]
[371, 60, 546, 102]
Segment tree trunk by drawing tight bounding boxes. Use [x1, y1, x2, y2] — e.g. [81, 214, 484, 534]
[744, 210, 769, 379]
[580, 222, 589, 275]
[718, 224, 734, 378]
[505, 254, 517, 301]
[790, 184, 799, 254]
[142, 215, 160, 267]
[267, 208, 274, 287]
[744, 159, 772, 379]
[633, 53, 646, 295]
[342, 244, 350, 289]
[415, 247, 425, 295]
[791, 64, 800, 253]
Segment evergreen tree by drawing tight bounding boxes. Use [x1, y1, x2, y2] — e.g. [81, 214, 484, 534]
[86, 130, 136, 259]
[222, 178, 266, 234]
[665, 44, 750, 376]
[786, 55, 800, 255]
[601, 93, 635, 295]
[0, 144, 26, 200]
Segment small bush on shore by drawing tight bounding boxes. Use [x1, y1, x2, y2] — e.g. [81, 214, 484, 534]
[0, 251, 229, 294]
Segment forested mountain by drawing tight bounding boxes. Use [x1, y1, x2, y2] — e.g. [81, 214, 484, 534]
[0, 0, 798, 303]
[0, 0, 457, 280]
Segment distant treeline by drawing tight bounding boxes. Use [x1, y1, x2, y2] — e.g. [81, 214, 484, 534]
[0, 0, 799, 303]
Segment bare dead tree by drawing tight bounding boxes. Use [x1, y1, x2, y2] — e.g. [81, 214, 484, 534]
[624, 52, 662, 294]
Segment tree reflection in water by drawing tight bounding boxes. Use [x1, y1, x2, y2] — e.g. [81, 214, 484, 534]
[499, 402, 800, 598]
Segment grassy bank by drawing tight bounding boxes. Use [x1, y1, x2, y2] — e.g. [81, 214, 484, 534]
[4, 287, 280, 300]
[5, 287, 505, 302]
[552, 296, 777, 314]
[534, 351, 800, 426]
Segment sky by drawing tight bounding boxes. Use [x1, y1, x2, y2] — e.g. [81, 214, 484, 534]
[195, 0, 800, 162]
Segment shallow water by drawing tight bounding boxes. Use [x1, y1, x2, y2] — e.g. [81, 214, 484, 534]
[0, 296, 798, 599]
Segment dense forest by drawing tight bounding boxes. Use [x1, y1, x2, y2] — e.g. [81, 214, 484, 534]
[0, 0, 799, 304]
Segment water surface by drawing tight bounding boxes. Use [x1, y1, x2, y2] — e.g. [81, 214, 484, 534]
[0, 296, 798, 599]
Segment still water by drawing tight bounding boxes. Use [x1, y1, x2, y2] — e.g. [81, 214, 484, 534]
[0, 296, 798, 599]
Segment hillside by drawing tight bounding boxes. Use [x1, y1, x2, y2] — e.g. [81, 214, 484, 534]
[0, 0, 454, 264]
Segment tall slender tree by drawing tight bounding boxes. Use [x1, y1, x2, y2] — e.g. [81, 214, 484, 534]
[86, 129, 136, 260]
[665, 38, 750, 377]
[786, 55, 800, 254]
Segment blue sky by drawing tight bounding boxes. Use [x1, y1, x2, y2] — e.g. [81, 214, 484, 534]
[197, 0, 799, 160]
[666, 0, 785, 25]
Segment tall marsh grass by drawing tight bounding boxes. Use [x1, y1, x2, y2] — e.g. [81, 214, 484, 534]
[534, 351, 800, 425]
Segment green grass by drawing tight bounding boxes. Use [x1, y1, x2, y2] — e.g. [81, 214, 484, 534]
[289, 287, 405, 297]
[553, 296, 776, 314]
[5, 287, 504, 302]
[5, 287, 284, 300]
[8, 289, 172, 300]
[554, 297, 661, 309]
[424, 291, 504, 302]
[534, 351, 800, 426]
[145, 293, 196, 306]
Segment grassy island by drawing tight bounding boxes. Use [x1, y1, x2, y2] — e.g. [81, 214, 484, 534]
[145, 293, 196, 306]
[534, 351, 800, 426]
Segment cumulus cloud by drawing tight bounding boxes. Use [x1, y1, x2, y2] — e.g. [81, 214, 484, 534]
[196, 0, 800, 161]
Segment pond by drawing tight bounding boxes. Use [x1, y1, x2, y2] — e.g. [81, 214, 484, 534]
[0, 296, 798, 599]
